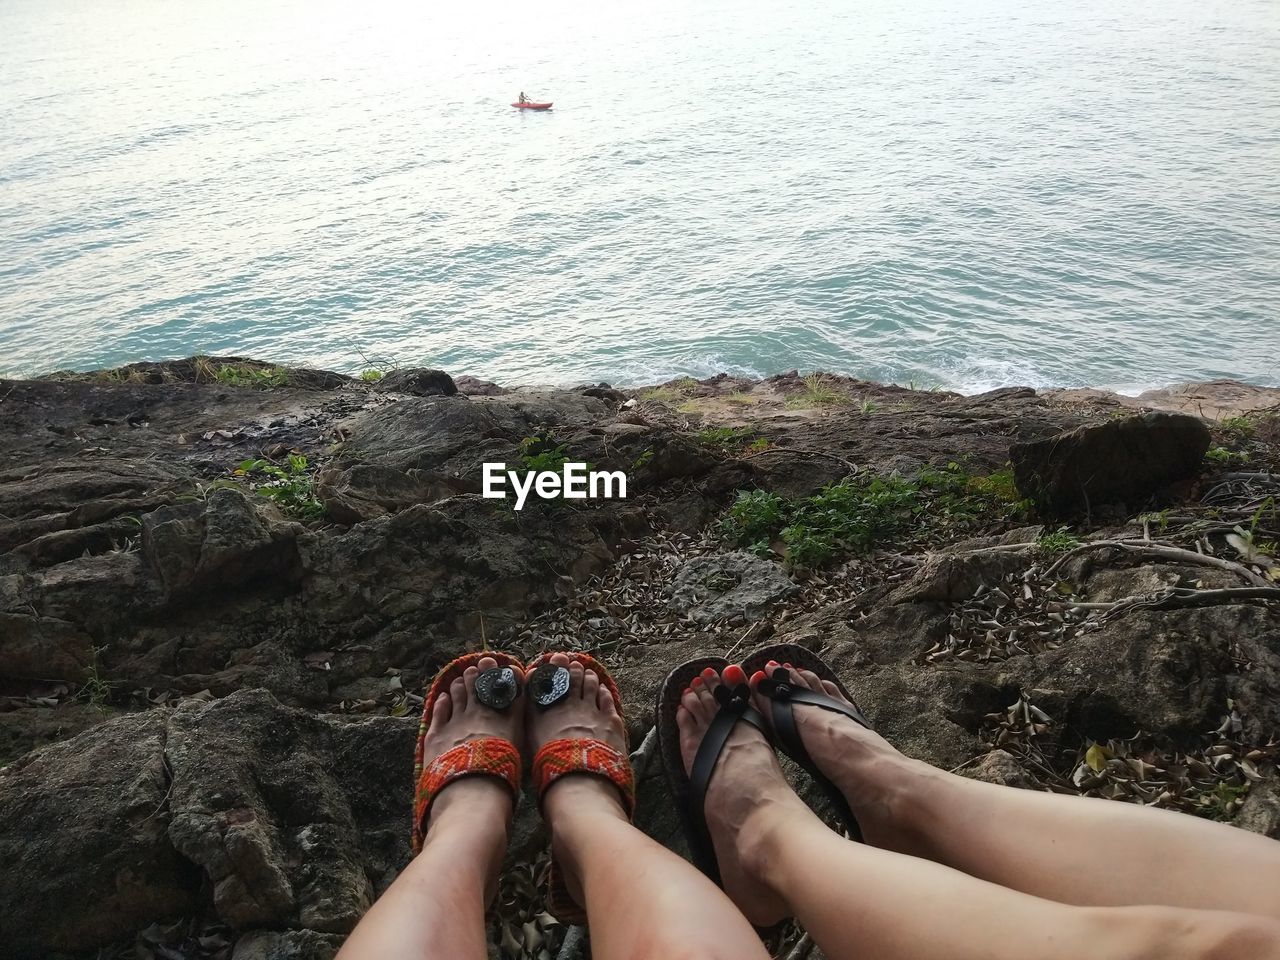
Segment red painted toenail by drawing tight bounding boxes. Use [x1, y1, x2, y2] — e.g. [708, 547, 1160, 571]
[723, 664, 747, 685]
[767, 660, 779, 667]
[692, 676, 703, 688]
[783, 662, 793, 669]
[750, 670, 765, 684]
[683, 686, 692, 696]
[702, 667, 717, 679]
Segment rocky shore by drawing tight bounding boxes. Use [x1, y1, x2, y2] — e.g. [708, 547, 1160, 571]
[2, 359, 1278, 960]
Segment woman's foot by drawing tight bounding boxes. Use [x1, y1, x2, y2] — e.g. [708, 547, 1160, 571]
[675, 665, 814, 927]
[418, 656, 523, 903]
[528, 653, 631, 906]
[748, 660, 935, 848]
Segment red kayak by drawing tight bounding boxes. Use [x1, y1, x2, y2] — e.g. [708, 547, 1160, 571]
[512, 101, 553, 110]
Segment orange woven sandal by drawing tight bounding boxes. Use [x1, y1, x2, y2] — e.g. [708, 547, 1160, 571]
[411, 651, 526, 855]
[527, 651, 635, 924]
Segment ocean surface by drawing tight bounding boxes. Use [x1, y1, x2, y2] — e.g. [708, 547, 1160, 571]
[2, 0, 1278, 391]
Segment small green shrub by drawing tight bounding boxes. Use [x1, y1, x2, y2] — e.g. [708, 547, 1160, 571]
[641, 377, 698, 405]
[236, 454, 325, 519]
[78, 646, 114, 707]
[719, 463, 1029, 568]
[1037, 527, 1081, 554]
[695, 427, 755, 449]
[518, 433, 572, 472]
[360, 369, 384, 382]
[215, 364, 288, 388]
[1220, 415, 1256, 438]
[785, 374, 849, 410]
[1205, 446, 1250, 466]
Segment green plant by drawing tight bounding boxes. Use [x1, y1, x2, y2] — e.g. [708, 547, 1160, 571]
[215, 364, 288, 388]
[747, 437, 770, 454]
[694, 426, 755, 449]
[632, 449, 655, 470]
[1221, 415, 1256, 438]
[785, 374, 849, 410]
[724, 391, 758, 405]
[640, 377, 698, 405]
[1205, 445, 1250, 466]
[1201, 782, 1250, 821]
[859, 399, 878, 414]
[1037, 527, 1081, 554]
[360, 368, 384, 382]
[518, 433, 571, 472]
[719, 489, 788, 555]
[78, 646, 114, 707]
[719, 463, 1030, 568]
[236, 454, 326, 519]
[1138, 510, 1171, 533]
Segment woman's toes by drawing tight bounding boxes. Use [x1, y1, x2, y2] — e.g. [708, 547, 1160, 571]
[821, 679, 846, 701]
[582, 666, 600, 703]
[695, 678, 719, 713]
[567, 659, 586, 696]
[462, 664, 481, 701]
[449, 675, 467, 711]
[682, 685, 706, 722]
[429, 691, 452, 730]
[597, 682, 618, 717]
[797, 668, 824, 693]
[476, 655, 497, 673]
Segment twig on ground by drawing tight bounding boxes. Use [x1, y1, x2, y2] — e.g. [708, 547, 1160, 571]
[1043, 539, 1273, 588]
[743, 447, 860, 476]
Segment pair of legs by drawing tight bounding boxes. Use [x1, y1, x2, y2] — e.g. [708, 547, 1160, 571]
[336, 653, 769, 960]
[339, 655, 1280, 960]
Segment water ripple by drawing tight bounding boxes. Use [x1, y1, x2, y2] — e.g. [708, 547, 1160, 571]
[1, 0, 1278, 390]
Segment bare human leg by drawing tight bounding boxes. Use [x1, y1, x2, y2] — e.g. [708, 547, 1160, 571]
[336, 657, 520, 960]
[676, 666, 1280, 960]
[529, 653, 770, 960]
[750, 660, 1280, 921]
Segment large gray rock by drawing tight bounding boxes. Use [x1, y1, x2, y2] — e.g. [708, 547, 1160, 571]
[0, 711, 196, 959]
[372, 367, 457, 397]
[315, 463, 461, 524]
[1236, 778, 1280, 840]
[141, 487, 302, 603]
[1010, 412, 1211, 516]
[0, 690, 415, 959]
[233, 929, 344, 960]
[166, 689, 414, 933]
[668, 551, 797, 623]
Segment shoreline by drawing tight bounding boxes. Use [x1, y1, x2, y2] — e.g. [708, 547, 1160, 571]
[24, 355, 1280, 423]
[1, 354, 1277, 960]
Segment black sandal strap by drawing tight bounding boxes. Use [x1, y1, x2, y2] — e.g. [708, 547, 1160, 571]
[688, 682, 768, 883]
[758, 668, 868, 841]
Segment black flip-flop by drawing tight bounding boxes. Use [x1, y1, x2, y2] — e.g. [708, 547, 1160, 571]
[742, 643, 872, 841]
[656, 656, 772, 888]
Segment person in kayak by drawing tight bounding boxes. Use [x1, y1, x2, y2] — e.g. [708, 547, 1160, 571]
[518, 92, 529, 104]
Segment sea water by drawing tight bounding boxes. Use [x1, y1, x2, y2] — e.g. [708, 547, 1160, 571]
[1, 0, 1278, 390]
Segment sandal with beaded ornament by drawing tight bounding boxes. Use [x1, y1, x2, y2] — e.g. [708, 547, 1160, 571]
[411, 651, 526, 855]
[526, 651, 635, 925]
